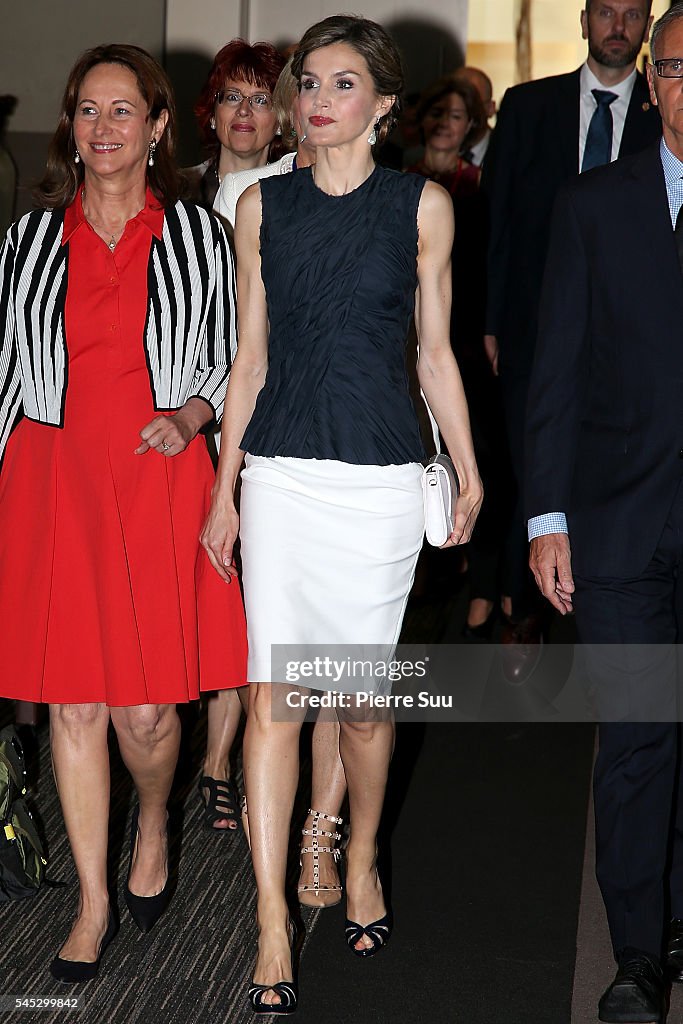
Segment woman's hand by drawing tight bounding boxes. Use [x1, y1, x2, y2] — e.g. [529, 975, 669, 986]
[442, 475, 484, 548]
[483, 334, 499, 376]
[135, 398, 213, 456]
[200, 498, 240, 583]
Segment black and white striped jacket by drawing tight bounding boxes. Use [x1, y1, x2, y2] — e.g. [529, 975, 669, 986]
[0, 200, 237, 461]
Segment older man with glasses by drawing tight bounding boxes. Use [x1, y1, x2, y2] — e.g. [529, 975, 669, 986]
[527, 6, 683, 1021]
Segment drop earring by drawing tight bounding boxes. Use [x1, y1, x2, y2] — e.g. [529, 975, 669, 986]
[210, 116, 216, 130]
[148, 140, 157, 167]
[74, 149, 81, 164]
[368, 119, 381, 146]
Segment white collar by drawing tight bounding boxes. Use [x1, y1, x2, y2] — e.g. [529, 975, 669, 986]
[580, 62, 637, 100]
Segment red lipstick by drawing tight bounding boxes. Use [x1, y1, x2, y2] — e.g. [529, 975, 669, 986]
[310, 116, 335, 127]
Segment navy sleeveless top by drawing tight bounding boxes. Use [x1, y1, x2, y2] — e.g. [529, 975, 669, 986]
[240, 164, 427, 466]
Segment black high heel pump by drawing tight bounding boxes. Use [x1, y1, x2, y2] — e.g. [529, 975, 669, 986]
[49, 908, 118, 983]
[124, 804, 171, 934]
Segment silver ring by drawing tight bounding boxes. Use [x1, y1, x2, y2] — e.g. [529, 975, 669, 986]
[161, 440, 170, 451]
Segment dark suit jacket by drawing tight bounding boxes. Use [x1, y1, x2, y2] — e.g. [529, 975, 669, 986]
[525, 141, 683, 579]
[481, 68, 660, 374]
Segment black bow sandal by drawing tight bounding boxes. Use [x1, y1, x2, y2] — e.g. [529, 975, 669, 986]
[345, 910, 393, 958]
[248, 920, 299, 1015]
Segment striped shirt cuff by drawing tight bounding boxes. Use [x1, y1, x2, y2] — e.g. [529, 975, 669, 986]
[527, 513, 568, 541]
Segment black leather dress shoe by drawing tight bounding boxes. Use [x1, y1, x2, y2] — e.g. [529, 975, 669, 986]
[598, 948, 666, 1023]
[667, 918, 683, 983]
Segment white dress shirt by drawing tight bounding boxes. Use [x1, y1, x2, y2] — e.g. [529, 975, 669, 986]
[467, 128, 491, 168]
[578, 62, 636, 170]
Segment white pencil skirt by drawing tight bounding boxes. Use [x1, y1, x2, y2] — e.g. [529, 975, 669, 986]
[239, 456, 424, 684]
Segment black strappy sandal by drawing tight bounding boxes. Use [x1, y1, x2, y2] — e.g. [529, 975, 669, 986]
[197, 776, 240, 832]
[345, 910, 393, 958]
[248, 920, 299, 1015]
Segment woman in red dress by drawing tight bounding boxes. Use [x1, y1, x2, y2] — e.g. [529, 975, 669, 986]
[0, 44, 246, 980]
[406, 74, 484, 196]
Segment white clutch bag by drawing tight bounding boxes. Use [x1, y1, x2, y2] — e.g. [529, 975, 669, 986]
[422, 454, 459, 547]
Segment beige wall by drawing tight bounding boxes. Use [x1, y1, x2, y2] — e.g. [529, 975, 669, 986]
[166, 0, 243, 58]
[166, 0, 470, 94]
[1, 0, 165, 215]
[2, 2, 165, 135]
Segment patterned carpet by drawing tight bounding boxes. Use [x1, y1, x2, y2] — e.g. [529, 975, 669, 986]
[1, 706, 324, 1024]
[0, 573, 459, 1024]
[0, 569, 595, 1024]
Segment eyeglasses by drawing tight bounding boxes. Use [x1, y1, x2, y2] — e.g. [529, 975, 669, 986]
[215, 88, 273, 111]
[654, 58, 683, 78]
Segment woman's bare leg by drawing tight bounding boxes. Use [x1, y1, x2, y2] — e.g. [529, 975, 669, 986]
[49, 703, 111, 962]
[339, 717, 395, 952]
[201, 686, 248, 829]
[109, 703, 180, 896]
[298, 719, 347, 905]
[244, 683, 304, 1007]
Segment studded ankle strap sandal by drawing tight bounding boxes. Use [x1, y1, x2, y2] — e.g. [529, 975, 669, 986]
[297, 808, 343, 908]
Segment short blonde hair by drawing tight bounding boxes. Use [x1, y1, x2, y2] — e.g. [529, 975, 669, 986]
[272, 57, 299, 152]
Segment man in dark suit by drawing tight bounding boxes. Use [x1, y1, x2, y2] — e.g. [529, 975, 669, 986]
[458, 67, 496, 167]
[527, 7, 683, 1021]
[481, 0, 659, 681]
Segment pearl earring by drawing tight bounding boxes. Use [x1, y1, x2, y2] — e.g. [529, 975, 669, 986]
[74, 149, 80, 164]
[368, 120, 381, 146]
[148, 140, 157, 167]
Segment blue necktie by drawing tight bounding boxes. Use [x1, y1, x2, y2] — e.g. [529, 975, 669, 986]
[581, 89, 618, 173]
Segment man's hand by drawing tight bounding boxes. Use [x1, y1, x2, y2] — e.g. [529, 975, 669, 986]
[529, 532, 574, 615]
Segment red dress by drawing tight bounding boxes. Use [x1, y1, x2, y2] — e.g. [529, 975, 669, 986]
[405, 156, 481, 198]
[0, 189, 247, 705]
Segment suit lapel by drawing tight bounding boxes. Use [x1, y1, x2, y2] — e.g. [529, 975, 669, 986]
[557, 68, 582, 175]
[620, 72, 657, 156]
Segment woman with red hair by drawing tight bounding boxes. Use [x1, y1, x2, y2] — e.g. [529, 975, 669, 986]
[186, 40, 285, 212]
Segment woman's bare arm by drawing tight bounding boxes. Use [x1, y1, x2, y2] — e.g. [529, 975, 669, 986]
[415, 180, 483, 545]
[201, 183, 269, 580]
